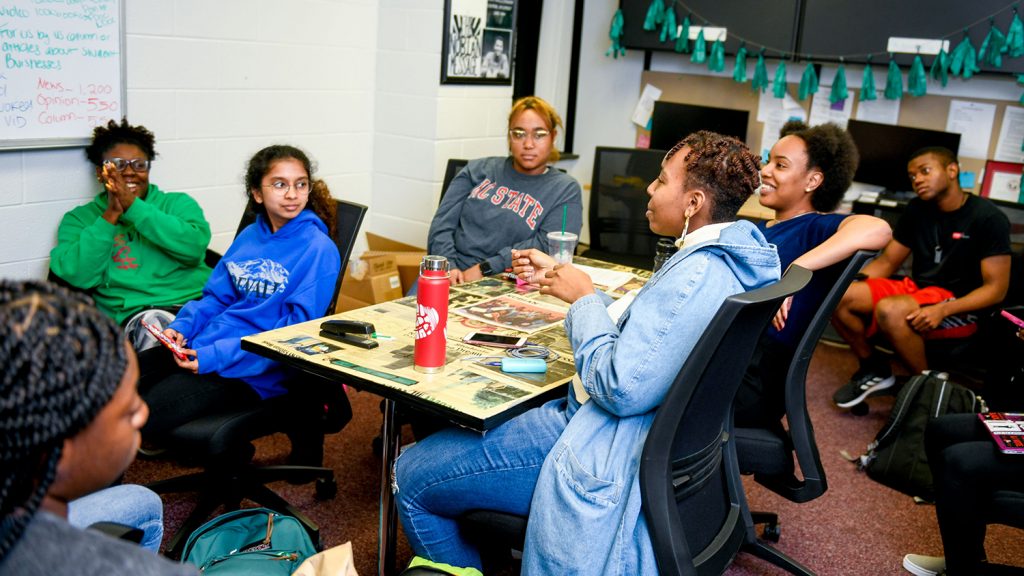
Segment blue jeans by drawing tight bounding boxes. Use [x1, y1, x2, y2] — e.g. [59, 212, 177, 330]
[394, 397, 569, 569]
[68, 484, 164, 552]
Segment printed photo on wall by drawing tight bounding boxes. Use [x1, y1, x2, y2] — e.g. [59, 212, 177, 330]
[441, 0, 516, 85]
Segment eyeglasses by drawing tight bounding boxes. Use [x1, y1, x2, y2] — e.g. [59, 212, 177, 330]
[104, 158, 151, 172]
[261, 180, 312, 196]
[509, 128, 551, 142]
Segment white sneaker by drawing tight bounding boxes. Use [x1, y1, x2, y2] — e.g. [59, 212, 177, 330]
[903, 554, 945, 576]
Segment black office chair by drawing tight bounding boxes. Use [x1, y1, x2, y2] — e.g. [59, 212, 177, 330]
[732, 251, 875, 575]
[440, 158, 469, 206]
[460, 267, 812, 574]
[639, 265, 811, 576]
[146, 199, 367, 557]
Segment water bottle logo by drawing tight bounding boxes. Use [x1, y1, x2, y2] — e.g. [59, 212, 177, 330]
[415, 304, 440, 340]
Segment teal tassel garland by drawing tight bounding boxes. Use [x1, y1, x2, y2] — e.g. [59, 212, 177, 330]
[908, 54, 927, 97]
[751, 50, 769, 92]
[659, 5, 677, 43]
[861, 58, 877, 101]
[690, 29, 707, 64]
[979, 20, 1006, 68]
[1018, 74, 1024, 104]
[930, 50, 950, 87]
[798, 61, 819, 100]
[605, 9, 626, 58]
[733, 43, 748, 83]
[830, 63, 849, 104]
[950, 31, 981, 79]
[708, 36, 725, 72]
[674, 15, 690, 53]
[642, 0, 665, 31]
[1006, 10, 1024, 58]
[773, 60, 788, 98]
[884, 57, 903, 100]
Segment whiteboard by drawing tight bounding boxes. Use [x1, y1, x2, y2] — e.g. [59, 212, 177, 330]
[0, 0, 125, 150]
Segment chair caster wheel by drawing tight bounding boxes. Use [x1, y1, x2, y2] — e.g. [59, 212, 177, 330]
[315, 477, 337, 500]
[761, 523, 781, 542]
[850, 402, 870, 416]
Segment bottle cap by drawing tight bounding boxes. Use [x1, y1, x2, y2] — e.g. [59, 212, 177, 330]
[420, 255, 449, 273]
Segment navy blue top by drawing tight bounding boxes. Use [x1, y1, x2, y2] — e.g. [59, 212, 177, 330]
[757, 212, 847, 349]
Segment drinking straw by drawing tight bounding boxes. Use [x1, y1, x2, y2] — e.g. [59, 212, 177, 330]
[561, 205, 567, 235]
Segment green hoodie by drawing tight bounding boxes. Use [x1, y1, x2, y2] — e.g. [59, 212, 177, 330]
[50, 183, 213, 323]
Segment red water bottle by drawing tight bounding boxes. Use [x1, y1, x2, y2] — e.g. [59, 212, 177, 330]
[414, 255, 450, 373]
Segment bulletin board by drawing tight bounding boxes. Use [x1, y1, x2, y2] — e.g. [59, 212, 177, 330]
[639, 69, 1022, 192]
[0, 0, 125, 150]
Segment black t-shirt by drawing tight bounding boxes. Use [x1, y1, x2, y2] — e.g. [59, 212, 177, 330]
[893, 195, 1011, 297]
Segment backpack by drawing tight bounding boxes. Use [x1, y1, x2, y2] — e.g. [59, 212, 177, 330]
[181, 508, 318, 575]
[852, 370, 984, 501]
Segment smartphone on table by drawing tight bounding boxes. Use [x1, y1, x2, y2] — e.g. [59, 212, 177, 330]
[462, 332, 527, 349]
[141, 319, 189, 361]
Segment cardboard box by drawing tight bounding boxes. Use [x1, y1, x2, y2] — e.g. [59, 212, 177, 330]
[339, 268, 403, 305]
[365, 232, 427, 292]
[335, 292, 372, 313]
[338, 251, 403, 306]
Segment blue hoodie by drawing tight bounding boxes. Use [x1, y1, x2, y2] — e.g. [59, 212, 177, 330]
[522, 220, 780, 575]
[170, 210, 340, 399]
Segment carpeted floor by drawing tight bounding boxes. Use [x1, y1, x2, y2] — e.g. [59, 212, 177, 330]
[125, 342, 1024, 575]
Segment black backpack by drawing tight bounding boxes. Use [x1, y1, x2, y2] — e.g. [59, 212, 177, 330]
[852, 370, 984, 500]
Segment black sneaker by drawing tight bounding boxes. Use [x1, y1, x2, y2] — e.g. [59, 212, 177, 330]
[833, 370, 896, 408]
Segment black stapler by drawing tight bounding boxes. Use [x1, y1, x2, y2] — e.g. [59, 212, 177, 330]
[319, 319, 379, 349]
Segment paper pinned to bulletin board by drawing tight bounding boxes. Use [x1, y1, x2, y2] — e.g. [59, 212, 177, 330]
[946, 99, 996, 159]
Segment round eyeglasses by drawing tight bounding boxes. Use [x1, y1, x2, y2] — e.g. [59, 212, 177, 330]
[104, 158, 151, 172]
[509, 128, 550, 142]
[261, 180, 312, 196]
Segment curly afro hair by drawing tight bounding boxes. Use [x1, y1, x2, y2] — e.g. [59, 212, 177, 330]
[84, 118, 157, 167]
[784, 122, 859, 212]
[664, 131, 762, 223]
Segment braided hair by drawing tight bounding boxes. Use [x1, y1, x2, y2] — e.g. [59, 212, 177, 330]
[665, 131, 762, 223]
[0, 280, 125, 559]
[244, 145, 337, 238]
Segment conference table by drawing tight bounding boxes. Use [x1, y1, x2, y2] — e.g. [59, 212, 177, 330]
[241, 258, 650, 576]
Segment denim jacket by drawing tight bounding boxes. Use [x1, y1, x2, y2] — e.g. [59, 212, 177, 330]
[522, 220, 780, 575]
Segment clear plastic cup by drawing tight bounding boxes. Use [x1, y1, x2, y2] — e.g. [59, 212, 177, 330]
[547, 231, 578, 265]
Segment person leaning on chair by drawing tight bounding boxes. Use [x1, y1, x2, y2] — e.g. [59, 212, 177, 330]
[48, 119, 213, 348]
[393, 131, 780, 575]
[0, 280, 194, 576]
[831, 146, 1012, 409]
[427, 95, 582, 286]
[733, 120, 892, 427]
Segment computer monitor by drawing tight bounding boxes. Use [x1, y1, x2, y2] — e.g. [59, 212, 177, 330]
[583, 146, 669, 270]
[649, 101, 749, 150]
[846, 120, 961, 193]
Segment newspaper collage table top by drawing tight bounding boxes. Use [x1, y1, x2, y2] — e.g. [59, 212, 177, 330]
[242, 258, 650, 430]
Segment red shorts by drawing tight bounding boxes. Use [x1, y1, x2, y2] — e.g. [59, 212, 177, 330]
[864, 277, 977, 340]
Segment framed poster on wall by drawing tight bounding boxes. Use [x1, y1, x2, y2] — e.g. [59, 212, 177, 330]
[441, 0, 516, 85]
[980, 160, 1024, 204]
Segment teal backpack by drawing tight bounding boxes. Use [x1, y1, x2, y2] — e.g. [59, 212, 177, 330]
[181, 508, 317, 574]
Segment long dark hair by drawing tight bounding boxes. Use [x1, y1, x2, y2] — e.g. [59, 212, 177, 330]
[0, 281, 124, 559]
[244, 145, 336, 237]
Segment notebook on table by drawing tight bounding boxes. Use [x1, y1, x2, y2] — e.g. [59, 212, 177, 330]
[979, 413, 1024, 454]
